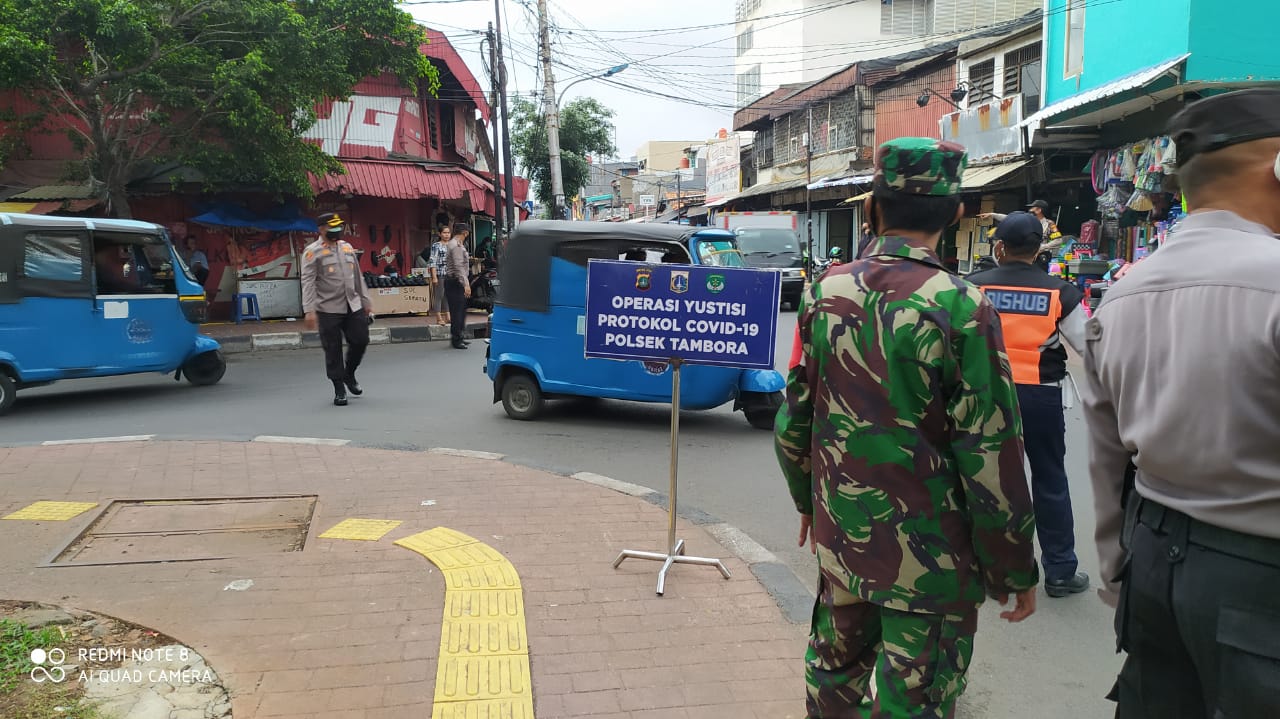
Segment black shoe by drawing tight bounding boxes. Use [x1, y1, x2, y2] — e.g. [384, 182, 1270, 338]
[1045, 571, 1090, 598]
[333, 394, 348, 406]
[344, 376, 362, 396]
[451, 341, 468, 349]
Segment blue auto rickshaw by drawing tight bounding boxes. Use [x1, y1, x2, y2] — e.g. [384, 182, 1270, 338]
[0, 213, 225, 415]
[484, 221, 785, 429]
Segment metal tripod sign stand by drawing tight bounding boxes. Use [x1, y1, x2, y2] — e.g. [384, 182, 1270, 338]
[584, 258, 781, 595]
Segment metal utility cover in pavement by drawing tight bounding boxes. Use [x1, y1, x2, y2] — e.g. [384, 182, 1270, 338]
[44, 496, 318, 567]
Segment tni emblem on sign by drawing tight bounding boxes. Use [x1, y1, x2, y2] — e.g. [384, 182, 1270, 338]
[635, 267, 652, 291]
[706, 274, 725, 294]
[670, 270, 690, 294]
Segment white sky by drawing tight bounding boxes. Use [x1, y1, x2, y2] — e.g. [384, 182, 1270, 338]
[406, 0, 738, 160]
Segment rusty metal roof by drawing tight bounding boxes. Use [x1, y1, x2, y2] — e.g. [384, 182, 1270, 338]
[311, 160, 493, 210]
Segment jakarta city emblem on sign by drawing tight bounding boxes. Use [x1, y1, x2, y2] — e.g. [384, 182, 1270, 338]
[635, 267, 652, 291]
[670, 270, 690, 294]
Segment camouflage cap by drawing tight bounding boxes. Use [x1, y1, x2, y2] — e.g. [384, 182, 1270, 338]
[873, 137, 968, 197]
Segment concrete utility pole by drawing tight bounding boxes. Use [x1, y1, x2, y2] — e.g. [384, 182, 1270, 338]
[536, 0, 566, 218]
[805, 106, 814, 279]
[494, 0, 516, 231]
[486, 23, 503, 239]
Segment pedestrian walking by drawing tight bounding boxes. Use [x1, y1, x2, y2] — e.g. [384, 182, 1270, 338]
[301, 213, 372, 406]
[776, 137, 1039, 719]
[431, 226, 452, 326]
[1082, 88, 1280, 718]
[968, 210, 1091, 598]
[443, 222, 471, 349]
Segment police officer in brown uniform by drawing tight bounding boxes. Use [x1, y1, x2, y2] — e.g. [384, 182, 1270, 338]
[1082, 88, 1280, 717]
[302, 213, 373, 406]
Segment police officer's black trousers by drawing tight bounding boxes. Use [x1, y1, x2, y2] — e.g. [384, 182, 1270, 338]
[317, 309, 369, 383]
[1111, 499, 1280, 718]
[1015, 384, 1079, 582]
[444, 276, 467, 344]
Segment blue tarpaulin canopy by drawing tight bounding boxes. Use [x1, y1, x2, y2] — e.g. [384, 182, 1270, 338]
[189, 203, 316, 232]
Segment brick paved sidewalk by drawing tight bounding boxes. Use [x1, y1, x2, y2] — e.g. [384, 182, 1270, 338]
[0, 441, 805, 718]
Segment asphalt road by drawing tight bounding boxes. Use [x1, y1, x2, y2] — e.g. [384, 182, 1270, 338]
[4, 312, 1121, 717]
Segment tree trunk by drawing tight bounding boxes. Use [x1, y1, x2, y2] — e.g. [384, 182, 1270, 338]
[107, 184, 132, 219]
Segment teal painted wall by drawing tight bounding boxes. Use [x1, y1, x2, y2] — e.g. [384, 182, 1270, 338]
[1186, 2, 1280, 82]
[1044, 0, 1191, 106]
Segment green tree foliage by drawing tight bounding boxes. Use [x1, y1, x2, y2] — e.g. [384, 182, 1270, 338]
[510, 96, 615, 215]
[0, 0, 439, 217]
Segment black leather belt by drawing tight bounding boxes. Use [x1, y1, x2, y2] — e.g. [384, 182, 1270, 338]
[1138, 499, 1280, 568]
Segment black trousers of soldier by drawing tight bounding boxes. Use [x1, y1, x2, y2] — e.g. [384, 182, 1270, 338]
[444, 277, 467, 344]
[1111, 507, 1280, 718]
[317, 309, 369, 383]
[1016, 384, 1079, 582]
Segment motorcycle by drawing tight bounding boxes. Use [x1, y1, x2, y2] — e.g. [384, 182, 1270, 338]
[468, 267, 499, 311]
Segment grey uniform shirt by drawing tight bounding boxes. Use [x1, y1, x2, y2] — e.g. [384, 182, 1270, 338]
[445, 240, 469, 280]
[1082, 210, 1280, 594]
[301, 237, 371, 314]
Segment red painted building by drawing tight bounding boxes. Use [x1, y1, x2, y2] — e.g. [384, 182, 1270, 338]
[0, 29, 526, 319]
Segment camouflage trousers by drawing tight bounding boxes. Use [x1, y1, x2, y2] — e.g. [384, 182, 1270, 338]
[806, 576, 978, 718]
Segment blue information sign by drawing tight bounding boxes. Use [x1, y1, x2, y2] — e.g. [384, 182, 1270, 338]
[584, 260, 781, 370]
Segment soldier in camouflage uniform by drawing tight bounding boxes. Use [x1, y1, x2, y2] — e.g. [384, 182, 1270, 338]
[776, 137, 1040, 718]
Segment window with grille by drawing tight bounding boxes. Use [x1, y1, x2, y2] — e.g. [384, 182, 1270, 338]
[968, 59, 996, 104]
[881, 0, 932, 36]
[737, 26, 754, 56]
[932, 0, 1040, 34]
[1003, 43, 1042, 115]
[755, 125, 775, 168]
[735, 0, 762, 22]
[737, 65, 761, 106]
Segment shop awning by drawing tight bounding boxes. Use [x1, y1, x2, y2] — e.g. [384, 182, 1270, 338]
[686, 205, 709, 219]
[960, 159, 1030, 190]
[808, 173, 875, 191]
[311, 160, 492, 211]
[190, 203, 317, 232]
[0, 199, 100, 215]
[838, 190, 873, 206]
[1022, 54, 1190, 131]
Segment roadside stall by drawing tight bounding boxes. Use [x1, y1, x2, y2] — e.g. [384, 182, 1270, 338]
[189, 204, 316, 319]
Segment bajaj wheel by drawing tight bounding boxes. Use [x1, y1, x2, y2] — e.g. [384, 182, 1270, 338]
[743, 390, 783, 430]
[501, 373, 543, 421]
[0, 372, 15, 416]
[184, 350, 227, 386]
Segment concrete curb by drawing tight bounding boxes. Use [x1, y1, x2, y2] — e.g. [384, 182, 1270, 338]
[217, 320, 486, 355]
[9, 436, 813, 624]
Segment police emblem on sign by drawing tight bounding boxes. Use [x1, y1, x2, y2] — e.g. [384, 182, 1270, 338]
[642, 361, 669, 376]
[706, 274, 725, 294]
[670, 270, 690, 294]
[635, 267, 652, 291]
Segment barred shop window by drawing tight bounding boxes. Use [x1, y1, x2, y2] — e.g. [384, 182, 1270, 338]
[737, 26, 754, 57]
[24, 232, 83, 282]
[1003, 43, 1042, 115]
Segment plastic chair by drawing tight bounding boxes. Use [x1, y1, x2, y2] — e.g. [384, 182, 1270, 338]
[233, 293, 261, 324]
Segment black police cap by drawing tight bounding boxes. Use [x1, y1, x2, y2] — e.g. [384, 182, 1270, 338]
[1167, 88, 1280, 167]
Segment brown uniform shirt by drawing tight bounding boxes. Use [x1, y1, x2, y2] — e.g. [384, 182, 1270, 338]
[301, 237, 371, 314]
[1082, 210, 1280, 594]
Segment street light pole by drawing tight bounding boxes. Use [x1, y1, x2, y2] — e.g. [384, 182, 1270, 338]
[495, 0, 516, 231]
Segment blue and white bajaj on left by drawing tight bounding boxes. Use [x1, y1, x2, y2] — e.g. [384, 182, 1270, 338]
[0, 213, 225, 415]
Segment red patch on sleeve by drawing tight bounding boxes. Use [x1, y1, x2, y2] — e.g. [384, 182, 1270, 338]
[788, 326, 804, 369]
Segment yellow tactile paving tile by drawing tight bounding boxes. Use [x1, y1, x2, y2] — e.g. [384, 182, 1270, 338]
[444, 590, 525, 622]
[434, 654, 532, 701]
[396, 526, 482, 554]
[318, 518, 403, 541]
[430, 697, 535, 719]
[443, 564, 523, 591]
[396, 528, 534, 715]
[439, 617, 529, 657]
[3, 501, 99, 521]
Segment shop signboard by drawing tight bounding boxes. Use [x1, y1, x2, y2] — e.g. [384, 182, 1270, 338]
[583, 260, 780, 370]
[704, 134, 742, 204]
[638, 194, 656, 207]
[236, 279, 302, 319]
[941, 95, 1025, 164]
